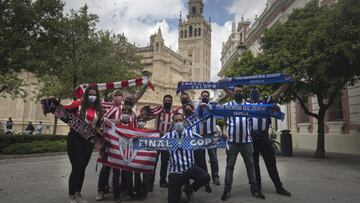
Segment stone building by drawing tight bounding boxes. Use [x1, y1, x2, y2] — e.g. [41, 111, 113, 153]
[218, 0, 360, 154]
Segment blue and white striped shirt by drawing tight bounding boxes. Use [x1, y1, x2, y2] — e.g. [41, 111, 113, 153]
[195, 102, 217, 136]
[224, 100, 252, 144]
[249, 96, 272, 133]
[163, 129, 201, 174]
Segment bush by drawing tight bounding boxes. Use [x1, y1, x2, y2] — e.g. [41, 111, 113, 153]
[2, 140, 67, 154]
[0, 134, 67, 153]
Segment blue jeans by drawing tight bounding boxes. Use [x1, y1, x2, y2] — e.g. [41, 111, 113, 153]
[224, 143, 259, 193]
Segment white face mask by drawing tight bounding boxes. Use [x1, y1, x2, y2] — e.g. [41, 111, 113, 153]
[121, 114, 130, 123]
[174, 122, 184, 132]
[88, 95, 97, 103]
[137, 121, 145, 128]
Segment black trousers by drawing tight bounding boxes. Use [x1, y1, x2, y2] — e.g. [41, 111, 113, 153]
[97, 165, 121, 198]
[194, 149, 208, 172]
[67, 131, 94, 196]
[253, 131, 282, 189]
[134, 172, 151, 196]
[151, 150, 169, 185]
[168, 165, 210, 203]
[120, 170, 134, 196]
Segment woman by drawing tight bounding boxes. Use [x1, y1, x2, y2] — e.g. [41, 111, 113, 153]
[64, 85, 104, 203]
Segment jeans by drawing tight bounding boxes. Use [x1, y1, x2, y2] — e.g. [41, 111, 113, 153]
[97, 165, 121, 199]
[67, 130, 93, 196]
[224, 143, 259, 193]
[207, 148, 219, 180]
[151, 150, 169, 185]
[253, 131, 282, 189]
[120, 170, 134, 197]
[168, 165, 210, 203]
[194, 149, 208, 172]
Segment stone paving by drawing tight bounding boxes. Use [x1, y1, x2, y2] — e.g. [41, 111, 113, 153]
[1, 149, 360, 203]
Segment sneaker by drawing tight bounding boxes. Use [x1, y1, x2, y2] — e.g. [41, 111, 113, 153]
[160, 181, 168, 188]
[252, 191, 265, 199]
[276, 187, 291, 196]
[96, 191, 104, 201]
[75, 192, 88, 203]
[69, 195, 77, 203]
[205, 184, 212, 193]
[213, 177, 220, 185]
[221, 192, 230, 201]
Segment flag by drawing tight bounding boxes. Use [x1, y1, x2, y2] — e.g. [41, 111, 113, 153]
[97, 122, 160, 173]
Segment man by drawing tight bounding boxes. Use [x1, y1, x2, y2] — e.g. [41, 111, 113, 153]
[221, 85, 265, 201]
[248, 84, 291, 196]
[165, 113, 210, 203]
[35, 121, 43, 134]
[197, 90, 221, 187]
[134, 116, 151, 200]
[6, 117, 13, 134]
[25, 122, 35, 135]
[96, 90, 124, 202]
[151, 95, 174, 189]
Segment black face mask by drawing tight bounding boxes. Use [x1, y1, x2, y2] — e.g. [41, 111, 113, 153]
[181, 99, 189, 105]
[201, 97, 209, 104]
[184, 108, 193, 116]
[124, 100, 133, 106]
[234, 93, 243, 102]
[164, 102, 172, 110]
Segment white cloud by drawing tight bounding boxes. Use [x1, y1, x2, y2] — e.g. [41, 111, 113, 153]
[62, 0, 267, 82]
[226, 0, 267, 22]
[210, 21, 232, 81]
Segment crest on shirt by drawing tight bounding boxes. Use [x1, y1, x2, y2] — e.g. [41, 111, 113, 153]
[119, 136, 138, 163]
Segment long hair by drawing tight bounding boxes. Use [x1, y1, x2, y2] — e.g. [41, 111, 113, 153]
[80, 85, 104, 125]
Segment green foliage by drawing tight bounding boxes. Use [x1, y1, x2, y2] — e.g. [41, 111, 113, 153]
[2, 140, 66, 154]
[0, 0, 64, 97]
[0, 134, 66, 154]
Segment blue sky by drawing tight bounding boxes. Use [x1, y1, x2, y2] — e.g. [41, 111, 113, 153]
[63, 0, 267, 80]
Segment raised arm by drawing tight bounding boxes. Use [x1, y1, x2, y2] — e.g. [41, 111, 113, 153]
[270, 83, 290, 102]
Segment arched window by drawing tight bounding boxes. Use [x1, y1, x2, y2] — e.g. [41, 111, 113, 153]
[189, 26, 193, 37]
[184, 30, 187, 38]
[198, 28, 201, 36]
[181, 30, 183, 38]
[194, 28, 197, 37]
[192, 7, 196, 15]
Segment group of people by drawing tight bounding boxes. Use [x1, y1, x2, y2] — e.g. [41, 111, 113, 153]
[62, 78, 292, 203]
[3, 117, 43, 135]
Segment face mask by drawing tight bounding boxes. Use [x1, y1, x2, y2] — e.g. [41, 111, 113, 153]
[137, 121, 145, 129]
[174, 122, 184, 132]
[164, 103, 172, 110]
[88, 95, 97, 103]
[181, 99, 189, 105]
[121, 114, 130, 123]
[184, 108, 193, 116]
[250, 91, 259, 101]
[234, 93, 243, 102]
[201, 97, 209, 104]
[124, 100, 133, 106]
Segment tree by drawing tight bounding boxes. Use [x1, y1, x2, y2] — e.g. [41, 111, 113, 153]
[226, 0, 360, 158]
[0, 0, 64, 97]
[37, 6, 141, 134]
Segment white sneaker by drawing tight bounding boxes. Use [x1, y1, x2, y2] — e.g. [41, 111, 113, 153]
[96, 191, 104, 201]
[75, 192, 88, 203]
[69, 195, 78, 203]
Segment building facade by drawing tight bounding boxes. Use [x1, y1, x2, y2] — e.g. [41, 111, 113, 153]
[219, 0, 360, 154]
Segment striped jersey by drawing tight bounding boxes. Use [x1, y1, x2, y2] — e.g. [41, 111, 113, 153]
[224, 100, 252, 144]
[163, 129, 201, 174]
[195, 102, 217, 136]
[63, 100, 100, 129]
[155, 108, 175, 135]
[249, 96, 272, 133]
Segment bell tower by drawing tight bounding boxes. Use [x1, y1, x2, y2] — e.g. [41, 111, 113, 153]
[178, 0, 211, 82]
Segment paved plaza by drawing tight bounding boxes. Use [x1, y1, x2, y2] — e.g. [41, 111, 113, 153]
[0, 150, 359, 203]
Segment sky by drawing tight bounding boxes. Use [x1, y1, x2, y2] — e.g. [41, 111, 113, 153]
[63, 0, 267, 81]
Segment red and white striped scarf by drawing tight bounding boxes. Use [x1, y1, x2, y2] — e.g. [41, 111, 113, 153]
[74, 77, 155, 99]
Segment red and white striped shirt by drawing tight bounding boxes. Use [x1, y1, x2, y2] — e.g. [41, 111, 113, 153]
[155, 109, 176, 135]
